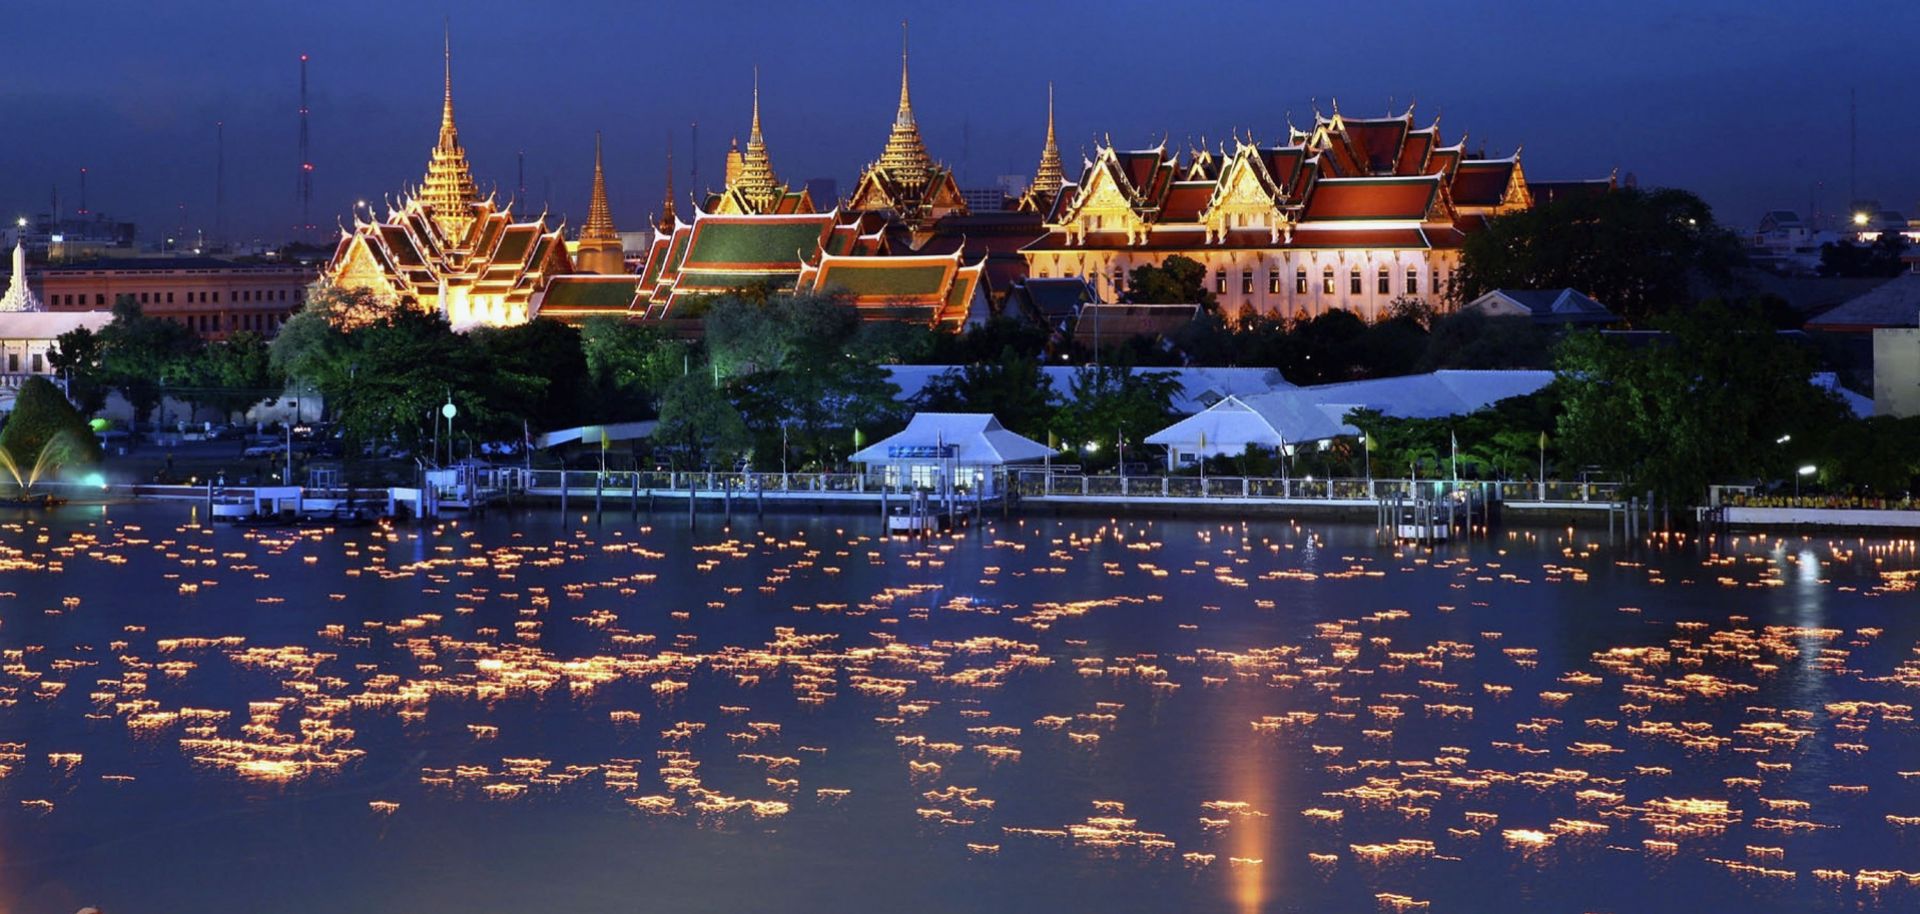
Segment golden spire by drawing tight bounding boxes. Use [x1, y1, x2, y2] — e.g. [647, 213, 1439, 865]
[419, 21, 480, 242]
[657, 135, 677, 233]
[875, 19, 932, 190]
[734, 67, 781, 212]
[1031, 82, 1064, 198]
[582, 132, 617, 243]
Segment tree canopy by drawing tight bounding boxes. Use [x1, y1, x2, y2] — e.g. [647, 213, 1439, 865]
[1552, 301, 1849, 503]
[1455, 187, 1743, 324]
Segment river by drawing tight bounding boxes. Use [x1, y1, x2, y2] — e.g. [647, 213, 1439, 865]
[0, 504, 1916, 913]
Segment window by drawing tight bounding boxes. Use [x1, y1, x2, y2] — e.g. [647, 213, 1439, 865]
[1349, 269, 1362, 295]
[1241, 271, 1254, 295]
[95, 294, 104, 306]
[1378, 268, 1390, 295]
[31, 353, 43, 373]
[1268, 270, 1281, 294]
[6, 354, 16, 371]
[166, 292, 174, 304]
[1214, 271, 1227, 294]
[1295, 270, 1308, 294]
[212, 291, 219, 303]
[1321, 268, 1335, 295]
[1406, 270, 1419, 295]
[1434, 269, 1443, 296]
[139, 292, 149, 304]
[1038, 270, 1049, 278]
[1113, 270, 1125, 293]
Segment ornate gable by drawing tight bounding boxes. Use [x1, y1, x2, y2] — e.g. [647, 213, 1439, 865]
[1200, 143, 1291, 243]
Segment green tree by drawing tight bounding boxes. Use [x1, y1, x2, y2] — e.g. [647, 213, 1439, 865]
[581, 317, 692, 414]
[1553, 301, 1849, 503]
[184, 330, 281, 423]
[654, 372, 751, 470]
[96, 296, 202, 425]
[1456, 187, 1743, 324]
[47, 326, 109, 416]
[1421, 310, 1550, 370]
[916, 347, 1058, 440]
[1052, 358, 1180, 470]
[469, 319, 592, 431]
[1126, 254, 1217, 310]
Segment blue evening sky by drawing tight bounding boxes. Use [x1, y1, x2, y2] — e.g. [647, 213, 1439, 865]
[1, 0, 1913, 242]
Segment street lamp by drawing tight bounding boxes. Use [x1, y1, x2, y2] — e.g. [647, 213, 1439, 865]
[1796, 464, 1816, 498]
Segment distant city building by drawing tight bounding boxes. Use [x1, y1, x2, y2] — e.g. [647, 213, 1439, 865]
[959, 187, 1011, 213]
[12, 212, 139, 261]
[33, 258, 314, 339]
[1023, 105, 1611, 321]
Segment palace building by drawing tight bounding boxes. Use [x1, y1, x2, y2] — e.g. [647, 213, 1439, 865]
[1022, 106, 1588, 322]
[324, 34, 574, 329]
[844, 26, 968, 235]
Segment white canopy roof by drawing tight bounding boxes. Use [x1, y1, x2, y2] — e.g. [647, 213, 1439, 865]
[1147, 370, 1557, 456]
[884, 365, 1291, 415]
[851, 413, 1056, 466]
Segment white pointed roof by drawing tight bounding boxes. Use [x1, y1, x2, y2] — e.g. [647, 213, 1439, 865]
[852, 413, 1055, 466]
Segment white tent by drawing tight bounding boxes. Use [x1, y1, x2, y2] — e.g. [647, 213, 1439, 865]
[1147, 370, 1557, 468]
[851, 413, 1055, 495]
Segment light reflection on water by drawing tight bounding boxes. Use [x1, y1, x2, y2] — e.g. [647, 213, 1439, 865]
[0, 507, 1917, 913]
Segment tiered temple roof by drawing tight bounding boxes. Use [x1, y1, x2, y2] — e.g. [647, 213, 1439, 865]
[845, 24, 967, 231]
[1031, 106, 1536, 256]
[796, 249, 984, 326]
[623, 208, 981, 327]
[706, 73, 815, 216]
[325, 34, 571, 328]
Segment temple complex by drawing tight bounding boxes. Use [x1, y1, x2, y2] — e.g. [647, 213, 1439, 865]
[707, 74, 814, 216]
[845, 25, 968, 235]
[324, 34, 572, 328]
[1021, 106, 1572, 321]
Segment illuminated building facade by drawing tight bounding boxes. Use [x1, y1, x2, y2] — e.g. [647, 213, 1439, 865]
[1022, 107, 1557, 321]
[324, 36, 572, 329]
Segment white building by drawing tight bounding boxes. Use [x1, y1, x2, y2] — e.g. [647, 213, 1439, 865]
[850, 413, 1054, 496]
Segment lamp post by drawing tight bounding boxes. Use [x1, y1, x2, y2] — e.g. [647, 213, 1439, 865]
[1796, 464, 1815, 499]
[442, 397, 458, 467]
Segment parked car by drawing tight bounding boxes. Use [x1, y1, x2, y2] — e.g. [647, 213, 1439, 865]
[242, 442, 287, 459]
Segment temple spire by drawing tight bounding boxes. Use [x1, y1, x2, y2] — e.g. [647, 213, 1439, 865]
[897, 21, 913, 121]
[1031, 82, 1063, 198]
[582, 132, 617, 243]
[874, 19, 932, 191]
[419, 22, 480, 241]
[734, 69, 781, 212]
[0, 238, 43, 312]
[657, 135, 677, 233]
[440, 22, 454, 136]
